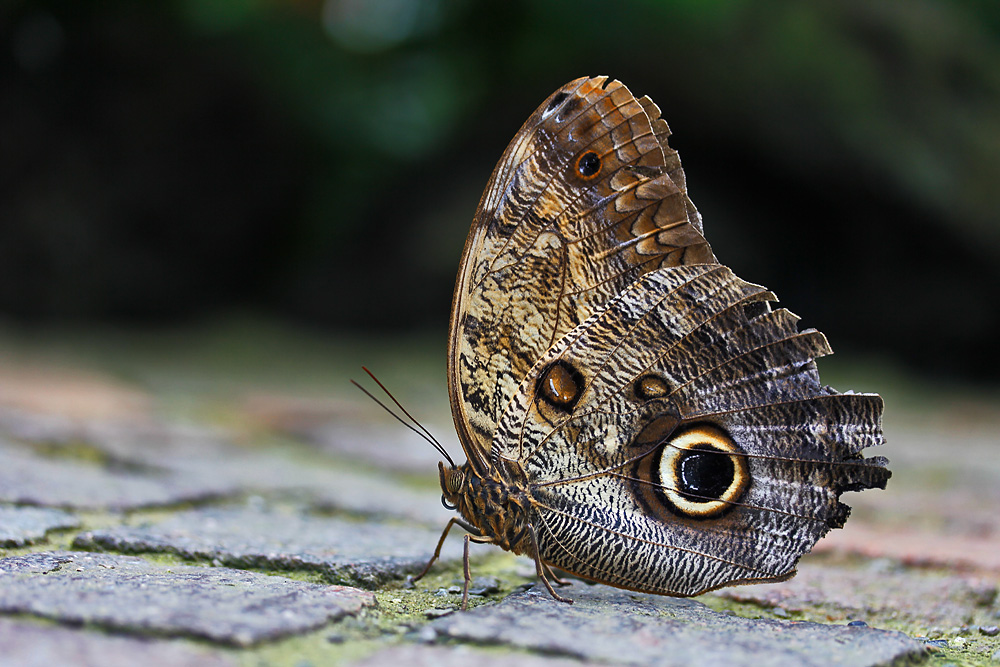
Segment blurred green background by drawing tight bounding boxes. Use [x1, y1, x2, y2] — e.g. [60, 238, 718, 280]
[2, 0, 999, 383]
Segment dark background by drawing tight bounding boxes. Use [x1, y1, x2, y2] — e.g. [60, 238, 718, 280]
[2, 0, 999, 381]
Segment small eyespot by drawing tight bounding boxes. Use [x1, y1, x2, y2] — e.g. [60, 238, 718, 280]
[576, 151, 602, 179]
[657, 425, 749, 519]
[542, 91, 569, 118]
[634, 374, 671, 400]
[537, 360, 584, 412]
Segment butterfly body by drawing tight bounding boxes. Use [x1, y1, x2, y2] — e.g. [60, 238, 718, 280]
[432, 76, 889, 603]
[440, 461, 534, 557]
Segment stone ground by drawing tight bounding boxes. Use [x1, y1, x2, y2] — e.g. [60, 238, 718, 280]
[1, 326, 999, 666]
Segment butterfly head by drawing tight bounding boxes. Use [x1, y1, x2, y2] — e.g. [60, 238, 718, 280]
[438, 460, 465, 493]
[437, 460, 467, 511]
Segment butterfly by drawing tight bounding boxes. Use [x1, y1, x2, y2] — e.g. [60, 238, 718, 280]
[414, 76, 889, 607]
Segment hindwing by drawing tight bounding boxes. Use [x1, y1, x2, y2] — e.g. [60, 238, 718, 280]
[493, 264, 889, 595]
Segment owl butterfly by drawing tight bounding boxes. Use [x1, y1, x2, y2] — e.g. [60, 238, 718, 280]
[419, 76, 889, 606]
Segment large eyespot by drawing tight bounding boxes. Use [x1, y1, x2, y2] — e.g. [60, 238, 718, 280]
[575, 151, 602, 179]
[634, 374, 671, 401]
[658, 425, 749, 519]
[537, 360, 584, 412]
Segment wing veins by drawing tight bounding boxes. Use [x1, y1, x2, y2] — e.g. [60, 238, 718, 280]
[531, 496, 774, 575]
[506, 267, 726, 462]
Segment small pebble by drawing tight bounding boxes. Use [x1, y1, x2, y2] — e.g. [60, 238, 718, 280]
[417, 626, 437, 643]
[992, 648, 1000, 662]
[771, 607, 789, 618]
[981, 625, 1000, 636]
[951, 637, 967, 648]
[847, 620, 868, 627]
[447, 585, 462, 595]
[925, 639, 948, 649]
[326, 634, 345, 644]
[425, 607, 456, 619]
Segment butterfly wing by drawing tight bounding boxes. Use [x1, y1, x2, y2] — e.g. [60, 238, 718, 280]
[493, 264, 889, 595]
[449, 76, 715, 472]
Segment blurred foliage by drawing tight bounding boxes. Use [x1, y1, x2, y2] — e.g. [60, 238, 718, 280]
[1, 0, 999, 379]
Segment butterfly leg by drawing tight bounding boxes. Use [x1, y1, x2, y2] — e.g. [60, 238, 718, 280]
[542, 562, 571, 587]
[461, 533, 496, 610]
[530, 524, 573, 604]
[414, 516, 481, 582]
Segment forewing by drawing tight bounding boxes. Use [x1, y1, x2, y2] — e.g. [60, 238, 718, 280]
[448, 76, 716, 469]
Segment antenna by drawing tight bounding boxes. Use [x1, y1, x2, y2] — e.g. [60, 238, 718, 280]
[351, 367, 455, 467]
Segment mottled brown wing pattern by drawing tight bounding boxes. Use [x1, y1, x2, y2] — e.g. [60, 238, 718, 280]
[448, 76, 716, 471]
[492, 264, 889, 596]
[430, 76, 890, 604]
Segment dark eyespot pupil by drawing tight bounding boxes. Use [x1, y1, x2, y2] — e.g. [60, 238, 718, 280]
[538, 360, 583, 411]
[577, 152, 601, 177]
[677, 445, 734, 502]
